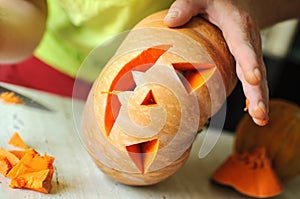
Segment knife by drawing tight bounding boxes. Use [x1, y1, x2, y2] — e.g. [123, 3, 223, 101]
[0, 85, 53, 112]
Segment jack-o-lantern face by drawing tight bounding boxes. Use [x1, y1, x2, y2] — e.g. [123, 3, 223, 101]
[81, 10, 237, 186]
[98, 44, 219, 174]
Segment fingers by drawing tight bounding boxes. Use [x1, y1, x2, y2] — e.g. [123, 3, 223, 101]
[164, 0, 205, 27]
[164, 0, 270, 126]
[219, 12, 263, 84]
[216, 10, 269, 125]
[237, 61, 269, 126]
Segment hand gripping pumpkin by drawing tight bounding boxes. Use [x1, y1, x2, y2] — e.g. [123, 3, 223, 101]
[81, 10, 237, 185]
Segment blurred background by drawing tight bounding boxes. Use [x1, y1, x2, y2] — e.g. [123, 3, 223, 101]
[224, 19, 300, 131]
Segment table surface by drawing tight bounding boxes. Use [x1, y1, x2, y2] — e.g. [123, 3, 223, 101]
[0, 83, 299, 199]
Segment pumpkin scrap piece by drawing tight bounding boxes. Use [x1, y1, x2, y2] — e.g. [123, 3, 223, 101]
[212, 147, 283, 198]
[8, 132, 28, 149]
[243, 99, 250, 111]
[0, 92, 24, 104]
[9, 148, 37, 160]
[0, 133, 55, 194]
[6, 150, 55, 194]
[0, 156, 12, 176]
[10, 169, 53, 194]
[7, 151, 54, 180]
[0, 147, 20, 166]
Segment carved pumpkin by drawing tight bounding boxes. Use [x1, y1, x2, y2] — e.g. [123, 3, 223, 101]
[235, 99, 300, 181]
[81, 10, 237, 185]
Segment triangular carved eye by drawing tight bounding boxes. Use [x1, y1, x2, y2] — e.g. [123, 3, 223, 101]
[172, 62, 215, 93]
[141, 90, 157, 106]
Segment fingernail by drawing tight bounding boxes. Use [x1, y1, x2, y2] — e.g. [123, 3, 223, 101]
[257, 101, 266, 115]
[253, 117, 269, 126]
[254, 68, 261, 82]
[261, 118, 269, 125]
[165, 9, 179, 20]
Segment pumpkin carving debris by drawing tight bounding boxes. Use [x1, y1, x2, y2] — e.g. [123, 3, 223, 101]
[0, 92, 24, 104]
[8, 132, 28, 149]
[0, 132, 55, 194]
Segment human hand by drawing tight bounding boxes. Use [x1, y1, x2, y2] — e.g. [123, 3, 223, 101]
[164, 0, 269, 126]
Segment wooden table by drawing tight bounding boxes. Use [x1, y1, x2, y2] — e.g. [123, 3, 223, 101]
[0, 83, 299, 198]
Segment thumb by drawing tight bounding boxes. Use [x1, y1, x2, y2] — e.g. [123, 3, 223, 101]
[164, 0, 201, 27]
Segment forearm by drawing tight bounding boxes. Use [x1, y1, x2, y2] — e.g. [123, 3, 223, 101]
[249, 0, 300, 29]
[0, 0, 47, 63]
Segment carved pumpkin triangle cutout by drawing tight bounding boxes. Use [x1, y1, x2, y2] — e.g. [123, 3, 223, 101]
[172, 62, 216, 93]
[126, 138, 159, 174]
[141, 90, 157, 106]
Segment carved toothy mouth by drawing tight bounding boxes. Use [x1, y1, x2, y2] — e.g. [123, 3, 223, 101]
[125, 138, 159, 174]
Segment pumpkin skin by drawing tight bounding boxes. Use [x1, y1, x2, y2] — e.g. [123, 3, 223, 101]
[81, 10, 237, 185]
[235, 99, 300, 181]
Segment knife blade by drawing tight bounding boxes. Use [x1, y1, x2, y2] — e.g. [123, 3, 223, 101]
[0, 85, 53, 112]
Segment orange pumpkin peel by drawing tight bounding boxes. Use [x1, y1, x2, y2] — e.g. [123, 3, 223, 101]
[212, 147, 283, 198]
[0, 132, 55, 194]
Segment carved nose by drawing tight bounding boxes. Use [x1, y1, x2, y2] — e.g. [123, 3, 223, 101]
[116, 89, 167, 139]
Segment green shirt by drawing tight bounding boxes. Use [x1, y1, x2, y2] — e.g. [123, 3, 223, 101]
[34, 0, 174, 82]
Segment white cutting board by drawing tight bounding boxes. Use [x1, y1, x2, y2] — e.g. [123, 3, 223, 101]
[0, 83, 299, 199]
